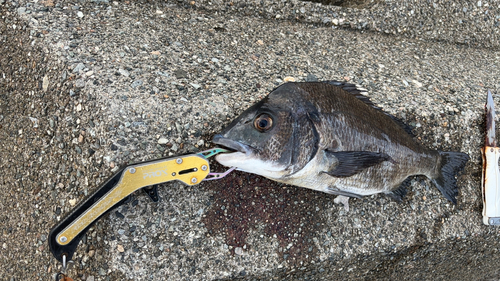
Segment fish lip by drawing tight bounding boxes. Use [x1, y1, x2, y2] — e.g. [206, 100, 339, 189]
[212, 134, 254, 155]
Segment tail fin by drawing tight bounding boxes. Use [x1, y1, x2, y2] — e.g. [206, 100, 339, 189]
[431, 151, 469, 204]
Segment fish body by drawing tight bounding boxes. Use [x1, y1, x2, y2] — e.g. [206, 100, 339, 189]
[213, 81, 469, 206]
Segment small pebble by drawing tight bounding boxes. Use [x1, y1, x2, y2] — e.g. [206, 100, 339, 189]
[306, 74, 318, 82]
[190, 83, 201, 89]
[99, 268, 106, 276]
[119, 68, 130, 77]
[75, 79, 85, 88]
[17, 7, 26, 15]
[29, 117, 39, 128]
[117, 245, 125, 252]
[73, 63, 85, 73]
[412, 80, 423, 88]
[131, 80, 143, 88]
[42, 75, 49, 92]
[174, 69, 188, 79]
[234, 247, 243, 255]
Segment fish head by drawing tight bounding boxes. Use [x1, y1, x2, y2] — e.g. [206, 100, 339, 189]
[213, 83, 318, 179]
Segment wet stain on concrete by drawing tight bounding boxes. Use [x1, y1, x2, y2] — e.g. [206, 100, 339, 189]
[202, 164, 332, 265]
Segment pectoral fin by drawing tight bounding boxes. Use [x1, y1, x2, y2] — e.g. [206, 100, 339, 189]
[323, 151, 392, 177]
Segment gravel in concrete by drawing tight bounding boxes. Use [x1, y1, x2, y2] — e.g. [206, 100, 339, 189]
[1, 0, 500, 280]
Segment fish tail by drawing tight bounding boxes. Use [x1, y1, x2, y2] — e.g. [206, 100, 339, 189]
[430, 151, 469, 204]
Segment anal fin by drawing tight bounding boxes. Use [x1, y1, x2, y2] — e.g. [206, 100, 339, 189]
[386, 177, 412, 202]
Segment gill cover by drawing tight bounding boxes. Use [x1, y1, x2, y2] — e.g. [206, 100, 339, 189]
[215, 83, 320, 175]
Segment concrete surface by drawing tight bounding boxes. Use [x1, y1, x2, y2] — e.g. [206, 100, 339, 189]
[1, 0, 500, 280]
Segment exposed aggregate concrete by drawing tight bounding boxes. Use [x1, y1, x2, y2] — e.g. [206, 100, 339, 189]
[1, 0, 500, 280]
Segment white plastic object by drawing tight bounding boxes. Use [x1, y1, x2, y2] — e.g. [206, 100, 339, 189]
[482, 146, 500, 225]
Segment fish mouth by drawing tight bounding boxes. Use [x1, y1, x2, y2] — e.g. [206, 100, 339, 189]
[212, 134, 287, 177]
[212, 134, 254, 155]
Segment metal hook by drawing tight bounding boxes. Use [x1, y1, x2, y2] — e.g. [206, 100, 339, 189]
[55, 272, 73, 281]
[62, 254, 67, 271]
[55, 273, 65, 281]
[54, 254, 74, 281]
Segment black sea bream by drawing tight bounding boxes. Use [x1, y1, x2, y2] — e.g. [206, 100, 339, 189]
[212, 81, 469, 209]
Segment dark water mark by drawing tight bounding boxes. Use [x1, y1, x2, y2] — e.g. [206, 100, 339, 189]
[202, 164, 332, 266]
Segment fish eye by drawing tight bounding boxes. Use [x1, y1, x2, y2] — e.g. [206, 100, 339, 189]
[253, 114, 273, 132]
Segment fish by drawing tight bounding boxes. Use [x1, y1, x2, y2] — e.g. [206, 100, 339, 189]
[212, 81, 469, 210]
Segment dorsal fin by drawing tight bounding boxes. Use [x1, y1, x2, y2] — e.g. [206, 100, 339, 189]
[322, 80, 415, 136]
[323, 80, 377, 108]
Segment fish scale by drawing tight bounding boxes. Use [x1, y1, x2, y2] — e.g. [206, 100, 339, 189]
[213, 81, 469, 208]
